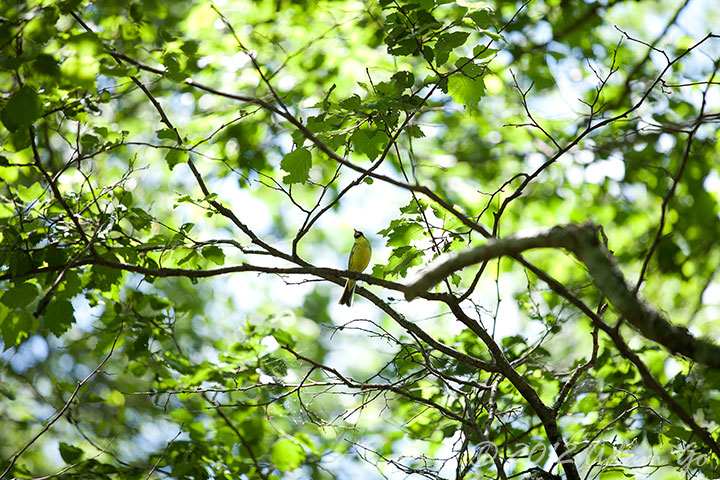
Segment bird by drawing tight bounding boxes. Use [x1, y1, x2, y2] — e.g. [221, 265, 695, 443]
[338, 229, 372, 306]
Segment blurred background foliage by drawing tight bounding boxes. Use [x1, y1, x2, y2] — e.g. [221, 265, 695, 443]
[1, 0, 720, 478]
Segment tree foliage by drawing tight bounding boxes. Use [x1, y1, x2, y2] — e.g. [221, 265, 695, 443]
[1, 0, 720, 478]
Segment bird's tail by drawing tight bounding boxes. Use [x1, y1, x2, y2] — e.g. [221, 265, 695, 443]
[338, 279, 356, 306]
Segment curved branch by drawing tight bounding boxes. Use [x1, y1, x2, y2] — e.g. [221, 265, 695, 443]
[406, 222, 720, 369]
[514, 257, 720, 461]
[405, 226, 569, 298]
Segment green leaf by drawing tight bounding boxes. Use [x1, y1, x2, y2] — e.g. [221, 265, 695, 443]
[33, 54, 60, 77]
[281, 148, 312, 184]
[478, 28, 503, 41]
[351, 129, 389, 161]
[1, 283, 39, 308]
[271, 438, 305, 471]
[80, 133, 99, 150]
[455, 57, 485, 76]
[468, 8, 493, 28]
[664, 425, 693, 442]
[187, 420, 206, 441]
[326, 133, 346, 150]
[0, 308, 36, 349]
[59, 442, 84, 463]
[447, 74, 485, 109]
[473, 45, 498, 59]
[0, 85, 42, 132]
[435, 31, 470, 52]
[306, 114, 329, 133]
[93, 126, 109, 138]
[390, 71, 415, 90]
[176, 248, 198, 266]
[157, 128, 179, 141]
[202, 245, 225, 266]
[44, 298, 75, 337]
[45, 246, 68, 267]
[399, 200, 424, 214]
[127, 207, 153, 231]
[16, 183, 45, 203]
[89, 264, 123, 293]
[272, 329, 296, 347]
[165, 149, 189, 170]
[379, 220, 424, 247]
[435, 49, 450, 67]
[671, 373, 686, 392]
[7, 252, 33, 278]
[422, 45, 434, 63]
[147, 294, 172, 310]
[0, 202, 13, 218]
[406, 125, 425, 138]
[163, 53, 188, 81]
[340, 94, 362, 111]
[6, 128, 31, 151]
[385, 245, 425, 278]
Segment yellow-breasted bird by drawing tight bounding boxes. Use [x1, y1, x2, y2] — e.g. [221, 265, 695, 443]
[338, 229, 372, 306]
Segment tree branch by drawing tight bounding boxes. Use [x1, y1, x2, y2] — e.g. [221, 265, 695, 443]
[514, 255, 720, 461]
[406, 223, 720, 369]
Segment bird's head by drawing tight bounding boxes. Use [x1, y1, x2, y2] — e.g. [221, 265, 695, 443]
[353, 229, 364, 239]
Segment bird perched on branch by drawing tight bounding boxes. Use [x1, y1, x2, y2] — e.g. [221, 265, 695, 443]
[338, 229, 372, 306]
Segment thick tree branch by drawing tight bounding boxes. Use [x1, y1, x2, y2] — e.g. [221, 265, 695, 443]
[406, 223, 720, 369]
[405, 228, 567, 298]
[514, 257, 720, 461]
